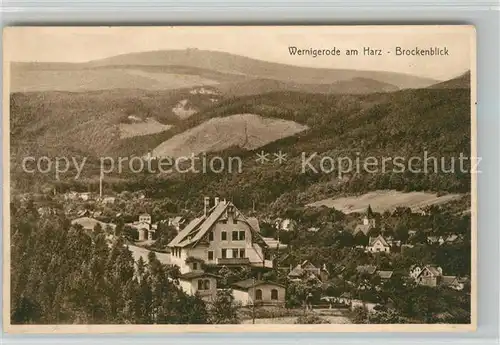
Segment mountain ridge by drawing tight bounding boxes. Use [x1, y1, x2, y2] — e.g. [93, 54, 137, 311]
[11, 49, 437, 91]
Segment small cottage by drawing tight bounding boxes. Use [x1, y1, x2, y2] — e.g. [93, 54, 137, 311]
[366, 235, 391, 253]
[178, 271, 220, 302]
[232, 279, 285, 306]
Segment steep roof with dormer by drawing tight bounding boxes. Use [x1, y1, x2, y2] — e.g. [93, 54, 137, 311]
[167, 201, 267, 248]
[416, 265, 443, 278]
[368, 234, 390, 247]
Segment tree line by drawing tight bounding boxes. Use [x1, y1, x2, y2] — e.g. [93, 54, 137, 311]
[10, 201, 239, 324]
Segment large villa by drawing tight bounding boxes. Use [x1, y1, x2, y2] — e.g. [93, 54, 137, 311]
[168, 197, 286, 305]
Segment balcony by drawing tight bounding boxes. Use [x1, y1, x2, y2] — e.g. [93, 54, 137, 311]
[196, 289, 214, 297]
[216, 257, 250, 265]
[249, 260, 274, 269]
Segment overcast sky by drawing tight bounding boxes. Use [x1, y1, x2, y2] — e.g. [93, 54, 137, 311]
[5, 26, 474, 80]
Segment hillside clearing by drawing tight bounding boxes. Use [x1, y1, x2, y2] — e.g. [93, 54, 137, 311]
[151, 113, 308, 158]
[172, 99, 198, 119]
[307, 190, 462, 213]
[119, 118, 172, 139]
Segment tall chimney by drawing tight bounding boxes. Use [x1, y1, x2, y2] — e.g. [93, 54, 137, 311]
[204, 196, 210, 216]
[214, 197, 220, 205]
[99, 173, 103, 198]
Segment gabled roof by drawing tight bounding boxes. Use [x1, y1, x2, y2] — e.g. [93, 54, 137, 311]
[356, 265, 377, 275]
[247, 217, 260, 232]
[441, 275, 458, 286]
[168, 216, 205, 247]
[172, 216, 184, 223]
[369, 235, 390, 247]
[419, 265, 442, 277]
[332, 265, 346, 275]
[301, 260, 318, 270]
[288, 265, 304, 277]
[377, 270, 394, 279]
[232, 279, 285, 290]
[354, 224, 373, 235]
[288, 260, 321, 278]
[305, 272, 321, 282]
[426, 266, 442, 276]
[262, 237, 287, 249]
[179, 272, 220, 280]
[444, 234, 459, 243]
[167, 201, 267, 248]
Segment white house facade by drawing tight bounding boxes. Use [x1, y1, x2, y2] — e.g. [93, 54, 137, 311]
[168, 197, 274, 274]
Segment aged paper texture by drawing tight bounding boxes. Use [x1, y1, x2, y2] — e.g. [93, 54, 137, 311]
[2, 26, 476, 333]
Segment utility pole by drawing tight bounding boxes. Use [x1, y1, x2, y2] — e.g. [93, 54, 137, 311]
[252, 277, 256, 324]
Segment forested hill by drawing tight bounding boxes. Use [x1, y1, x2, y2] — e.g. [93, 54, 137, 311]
[9, 87, 469, 210]
[140, 87, 471, 208]
[429, 71, 471, 90]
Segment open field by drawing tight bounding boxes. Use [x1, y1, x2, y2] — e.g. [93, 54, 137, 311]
[307, 190, 462, 213]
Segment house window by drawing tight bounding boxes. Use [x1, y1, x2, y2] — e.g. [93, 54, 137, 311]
[197, 279, 211, 290]
[208, 251, 214, 260]
[232, 230, 245, 241]
[209, 232, 214, 241]
[233, 218, 238, 224]
[193, 262, 198, 270]
[222, 249, 227, 258]
[232, 248, 238, 258]
[221, 231, 227, 241]
[239, 249, 245, 258]
[271, 289, 279, 300]
[255, 289, 262, 300]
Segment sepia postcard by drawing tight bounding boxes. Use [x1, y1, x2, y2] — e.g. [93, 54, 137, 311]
[2, 26, 477, 333]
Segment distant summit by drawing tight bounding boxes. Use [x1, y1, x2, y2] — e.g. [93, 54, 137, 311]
[12, 49, 437, 92]
[88, 49, 437, 89]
